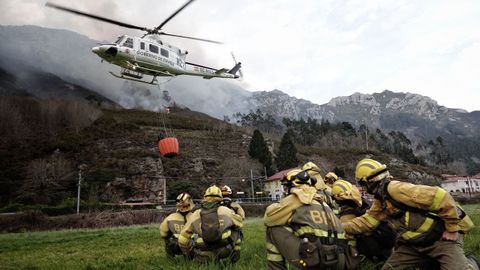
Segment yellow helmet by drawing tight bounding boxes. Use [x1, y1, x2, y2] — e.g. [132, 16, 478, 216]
[331, 180, 362, 207]
[221, 185, 232, 197]
[324, 172, 339, 184]
[302, 162, 321, 173]
[284, 169, 313, 187]
[302, 162, 325, 186]
[204, 185, 223, 199]
[355, 158, 389, 183]
[176, 192, 195, 212]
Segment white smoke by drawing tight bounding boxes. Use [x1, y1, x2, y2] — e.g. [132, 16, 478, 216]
[0, 25, 253, 118]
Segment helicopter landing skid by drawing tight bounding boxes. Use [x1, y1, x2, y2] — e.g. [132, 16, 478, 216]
[109, 71, 158, 85]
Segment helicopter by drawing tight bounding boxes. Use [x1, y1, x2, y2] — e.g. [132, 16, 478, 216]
[46, 0, 242, 85]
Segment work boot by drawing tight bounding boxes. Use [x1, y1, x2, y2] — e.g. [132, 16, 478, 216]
[230, 250, 241, 263]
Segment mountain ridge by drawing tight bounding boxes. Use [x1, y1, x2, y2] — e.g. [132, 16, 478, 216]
[1, 25, 480, 172]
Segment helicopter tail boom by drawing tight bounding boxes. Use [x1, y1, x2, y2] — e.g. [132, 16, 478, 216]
[228, 62, 242, 76]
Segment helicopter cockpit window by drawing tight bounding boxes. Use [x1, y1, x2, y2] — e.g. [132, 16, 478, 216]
[140, 42, 145, 50]
[161, 48, 169, 58]
[149, 44, 159, 54]
[123, 38, 134, 48]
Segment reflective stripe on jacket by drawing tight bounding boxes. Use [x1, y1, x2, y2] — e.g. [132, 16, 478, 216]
[290, 203, 345, 239]
[159, 212, 191, 238]
[264, 185, 345, 240]
[343, 180, 460, 243]
[178, 206, 242, 250]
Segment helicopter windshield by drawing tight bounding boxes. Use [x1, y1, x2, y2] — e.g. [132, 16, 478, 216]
[122, 38, 134, 48]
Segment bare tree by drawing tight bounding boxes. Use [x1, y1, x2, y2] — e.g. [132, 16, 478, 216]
[39, 100, 63, 136]
[0, 99, 29, 147]
[20, 152, 74, 204]
[64, 100, 102, 134]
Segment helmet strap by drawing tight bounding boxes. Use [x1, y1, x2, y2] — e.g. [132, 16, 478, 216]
[373, 178, 391, 199]
[366, 181, 380, 195]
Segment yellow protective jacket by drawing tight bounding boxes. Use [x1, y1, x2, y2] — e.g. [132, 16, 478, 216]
[159, 211, 192, 239]
[343, 180, 459, 243]
[223, 198, 246, 220]
[264, 185, 344, 239]
[230, 201, 246, 220]
[178, 205, 243, 250]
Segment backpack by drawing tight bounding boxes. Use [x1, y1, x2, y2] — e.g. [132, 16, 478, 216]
[200, 207, 222, 245]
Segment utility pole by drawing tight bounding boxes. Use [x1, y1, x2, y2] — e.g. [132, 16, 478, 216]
[250, 169, 255, 201]
[467, 176, 472, 198]
[364, 117, 369, 151]
[77, 165, 86, 215]
[163, 177, 167, 205]
[264, 166, 268, 201]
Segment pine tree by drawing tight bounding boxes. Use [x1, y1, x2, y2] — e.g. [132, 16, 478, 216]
[276, 129, 298, 170]
[249, 129, 266, 158]
[248, 129, 274, 175]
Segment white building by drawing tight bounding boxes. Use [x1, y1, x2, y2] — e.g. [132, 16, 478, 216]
[264, 168, 295, 201]
[441, 174, 480, 194]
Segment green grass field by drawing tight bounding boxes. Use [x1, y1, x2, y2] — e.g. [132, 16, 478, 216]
[1, 205, 480, 270]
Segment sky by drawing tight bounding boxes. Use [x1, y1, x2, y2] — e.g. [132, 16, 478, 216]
[1, 0, 480, 111]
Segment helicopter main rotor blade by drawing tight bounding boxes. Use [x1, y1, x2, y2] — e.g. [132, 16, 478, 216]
[160, 32, 223, 44]
[153, 0, 196, 33]
[45, 2, 147, 31]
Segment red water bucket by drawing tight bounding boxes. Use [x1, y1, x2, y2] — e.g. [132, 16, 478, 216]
[158, 137, 179, 158]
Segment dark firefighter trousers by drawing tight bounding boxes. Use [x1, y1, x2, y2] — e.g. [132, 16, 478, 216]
[381, 236, 479, 270]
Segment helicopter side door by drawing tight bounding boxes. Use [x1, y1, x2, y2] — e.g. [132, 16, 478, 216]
[135, 40, 162, 70]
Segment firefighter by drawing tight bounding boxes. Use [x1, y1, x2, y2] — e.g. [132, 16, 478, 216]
[324, 172, 339, 188]
[331, 180, 396, 264]
[302, 162, 337, 210]
[343, 158, 479, 270]
[221, 185, 246, 220]
[159, 192, 195, 257]
[264, 169, 349, 270]
[178, 185, 243, 263]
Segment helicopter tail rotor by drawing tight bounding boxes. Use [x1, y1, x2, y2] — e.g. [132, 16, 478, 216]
[230, 52, 243, 79]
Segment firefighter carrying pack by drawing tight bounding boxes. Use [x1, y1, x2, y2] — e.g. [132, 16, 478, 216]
[292, 203, 346, 269]
[200, 207, 222, 246]
[382, 183, 474, 246]
[383, 184, 474, 233]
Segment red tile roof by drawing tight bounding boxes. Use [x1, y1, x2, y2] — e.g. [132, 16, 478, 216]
[266, 168, 298, 182]
[442, 175, 467, 181]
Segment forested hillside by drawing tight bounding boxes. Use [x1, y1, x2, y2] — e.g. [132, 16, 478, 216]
[0, 96, 449, 213]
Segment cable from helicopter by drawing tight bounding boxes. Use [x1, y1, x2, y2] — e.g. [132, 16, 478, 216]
[157, 104, 179, 158]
